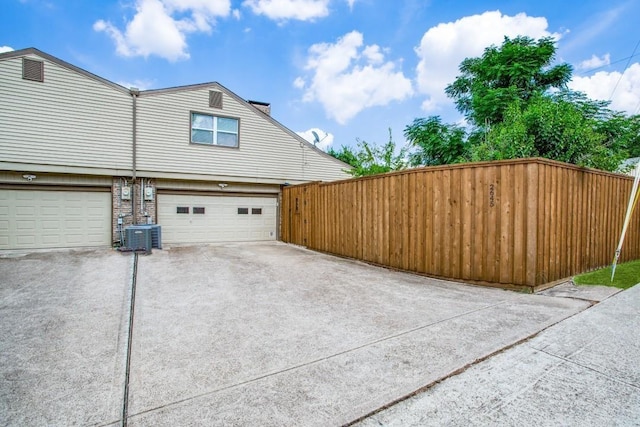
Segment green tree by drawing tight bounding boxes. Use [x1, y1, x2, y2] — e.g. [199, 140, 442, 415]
[405, 36, 633, 172]
[327, 145, 359, 168]
[618, 115, 640, 158]
[445, 36, 572, 128]
[468, 101, 536, 162]
[470, 94, 626, 171]
[404, 116, 468, 166]
[327, 129, 408, 177]
[556, 91, 640, 158]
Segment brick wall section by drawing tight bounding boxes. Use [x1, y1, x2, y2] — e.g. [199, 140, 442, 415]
[111, 177, 156, 245]
[112, 178, 132, 245]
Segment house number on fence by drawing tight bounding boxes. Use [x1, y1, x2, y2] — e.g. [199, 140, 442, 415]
[489, 184, 496, 207]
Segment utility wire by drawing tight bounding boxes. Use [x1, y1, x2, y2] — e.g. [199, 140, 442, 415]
[574, 52, 640, 76]
[608, 38, 640, 101]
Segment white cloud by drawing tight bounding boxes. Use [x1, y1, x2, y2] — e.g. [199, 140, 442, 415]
[362, 45, 384, 64]
[94, 0, 231, 61]
[296, 31, 413, 124]
[297, 128, 335, 150]
[415, 10, 560, 112]
[293, 76, 305, 89]
[242, 0, 329, 21]
[569, 63, 640, 114]
[346, 0, 357, 9]
[0, 46, 14, 53]
[577, 53, 611, 71]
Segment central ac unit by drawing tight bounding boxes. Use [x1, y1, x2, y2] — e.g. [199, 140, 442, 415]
[127, 224, 162, 249]
[125, 227, 152, 254]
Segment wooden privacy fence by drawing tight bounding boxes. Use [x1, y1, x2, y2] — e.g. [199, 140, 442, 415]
[280, 158, 640, 291]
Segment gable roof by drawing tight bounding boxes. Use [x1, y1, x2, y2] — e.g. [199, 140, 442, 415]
[138, 81, 348, 166]
[0, 47, 350, 169]
[0, 47, 130, 94]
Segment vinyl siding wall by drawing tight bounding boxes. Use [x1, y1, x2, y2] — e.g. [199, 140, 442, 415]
[0, 54, 132, 173]
[135, 86, 349, 183]
[155, 179, 280, 194]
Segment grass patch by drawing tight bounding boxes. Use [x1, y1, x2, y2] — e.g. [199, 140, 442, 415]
[574, 259, 640, 290]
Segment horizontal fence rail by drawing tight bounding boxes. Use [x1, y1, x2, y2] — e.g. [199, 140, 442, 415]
[281, 158, 640, 291]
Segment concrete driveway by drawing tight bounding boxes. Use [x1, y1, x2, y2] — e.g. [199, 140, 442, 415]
[0, 242, 590, 426]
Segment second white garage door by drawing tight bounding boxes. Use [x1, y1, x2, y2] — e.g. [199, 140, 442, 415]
[157, 194, 277, 244]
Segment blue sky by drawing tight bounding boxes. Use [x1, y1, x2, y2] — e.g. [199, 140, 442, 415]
[2, 0, 639, 151]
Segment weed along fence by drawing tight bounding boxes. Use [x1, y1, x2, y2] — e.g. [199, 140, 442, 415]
[280, 158, 640, 291]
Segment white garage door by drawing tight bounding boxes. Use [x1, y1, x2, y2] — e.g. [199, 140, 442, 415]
[0, 189, 112, 250]
[158, 194, 277, 244]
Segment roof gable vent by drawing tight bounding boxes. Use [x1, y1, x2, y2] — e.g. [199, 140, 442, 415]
[209, 90, 223, 109]
[22, 58, 44, 82]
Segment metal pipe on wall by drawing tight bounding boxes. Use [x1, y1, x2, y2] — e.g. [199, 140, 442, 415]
[130, 88, 138, 181]
[130, 88, 139, 223]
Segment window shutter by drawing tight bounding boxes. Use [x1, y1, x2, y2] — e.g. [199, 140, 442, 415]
[22, 58, 44, 82]
[209, 90, 223, 109]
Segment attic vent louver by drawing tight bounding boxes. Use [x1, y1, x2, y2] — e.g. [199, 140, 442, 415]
[209, 90, 223, 109]
[22, 58, 44, 82]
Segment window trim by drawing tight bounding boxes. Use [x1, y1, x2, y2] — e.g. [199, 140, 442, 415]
[189, 110, 240, 149]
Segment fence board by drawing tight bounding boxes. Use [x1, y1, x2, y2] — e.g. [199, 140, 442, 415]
[461, 167, 473, 280]
[526, 163, 538, 285]
[473, 167, 485, 281]
[281, 158, 640, 291]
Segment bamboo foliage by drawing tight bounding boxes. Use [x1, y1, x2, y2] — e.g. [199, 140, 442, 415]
[281, 158, 640, 291]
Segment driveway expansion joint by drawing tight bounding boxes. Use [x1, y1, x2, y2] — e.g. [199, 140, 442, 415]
[535, 348, 640, 391]
[121, 253, 138, 427]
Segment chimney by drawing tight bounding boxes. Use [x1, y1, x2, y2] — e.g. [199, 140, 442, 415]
[248, 100, 271, 116]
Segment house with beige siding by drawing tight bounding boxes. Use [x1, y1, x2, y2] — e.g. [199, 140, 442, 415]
[0, 48, 349, 250]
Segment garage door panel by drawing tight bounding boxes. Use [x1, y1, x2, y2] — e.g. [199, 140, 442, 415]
[158, 194, 277, 244]
[16, 206, 36, 216]
[65, 219, 83, 228]
[42, 234, 61, 244]
[0, 189, 111, 250]
[16, 220, 36, 230]
[41, 206, 60, 216]
[15, 193, 34, 201]
[16, 236, 36, 246]
[66, 234, 83, 244]
[42, 220, 60, 230]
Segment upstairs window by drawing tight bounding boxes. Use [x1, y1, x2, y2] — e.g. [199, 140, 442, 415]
[191, 112, 239, 147]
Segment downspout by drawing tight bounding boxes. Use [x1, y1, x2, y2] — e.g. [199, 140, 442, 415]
[130, 88, 139, 223]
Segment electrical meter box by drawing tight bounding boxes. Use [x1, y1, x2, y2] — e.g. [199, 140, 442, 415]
[121, 186, 131, 201]
[144, 187, 154, 201]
